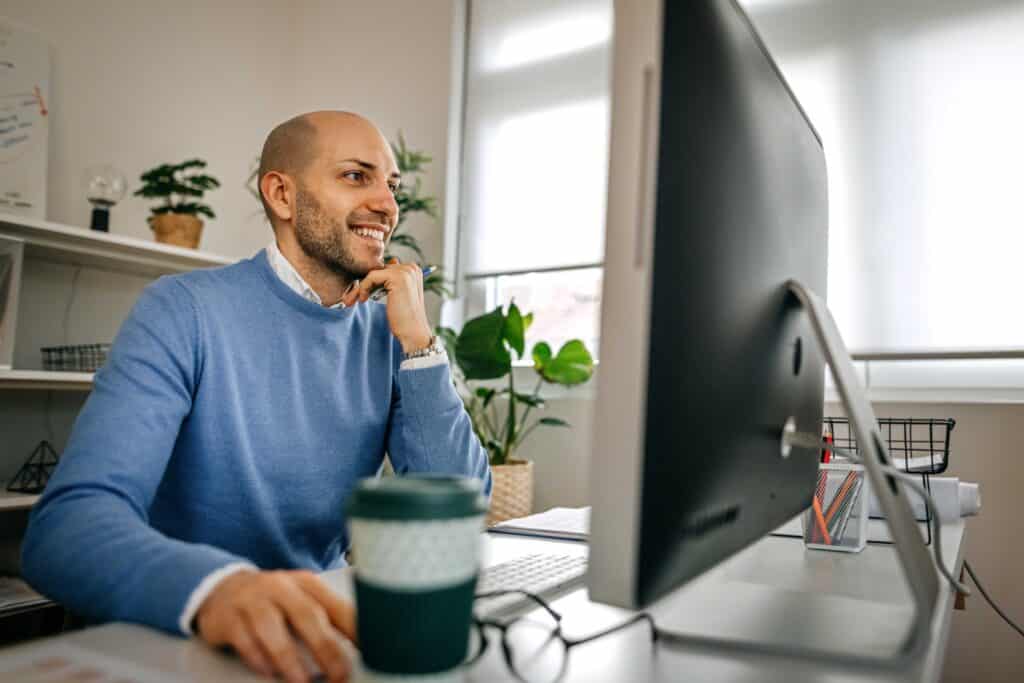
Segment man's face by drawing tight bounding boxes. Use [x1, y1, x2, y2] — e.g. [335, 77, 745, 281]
[292, 119, 400, 280]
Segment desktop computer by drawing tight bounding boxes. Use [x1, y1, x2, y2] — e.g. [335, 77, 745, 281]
[587, 0, 941, 663]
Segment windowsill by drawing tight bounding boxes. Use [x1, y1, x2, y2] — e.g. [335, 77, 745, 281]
[825, 387, 1024, 405]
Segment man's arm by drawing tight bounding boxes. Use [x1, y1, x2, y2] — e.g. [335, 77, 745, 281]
[22, 277, 357, 682]
[385, 353, 493, 495]
[345, 261, 492, 494]
[21, 277, 248, 633]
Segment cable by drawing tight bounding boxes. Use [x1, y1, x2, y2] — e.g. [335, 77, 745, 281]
[43, 390, 55, 443]
[789, 430, 1024, 640]
[62, 266, 82, 344]
[963, 561, 1024, 639]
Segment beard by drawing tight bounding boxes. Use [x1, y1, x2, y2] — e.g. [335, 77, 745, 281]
[293, 188, 368, 280]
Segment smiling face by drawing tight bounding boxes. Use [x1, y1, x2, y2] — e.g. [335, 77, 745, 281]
[288, 114, 401, 280]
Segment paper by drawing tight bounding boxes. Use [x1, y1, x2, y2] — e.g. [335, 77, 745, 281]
[0, 642, 182, 682]
[489, 506, 590, 540]
[0, 576, 50, 613]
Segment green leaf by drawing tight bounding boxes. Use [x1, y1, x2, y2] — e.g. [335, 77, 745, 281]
[539, 340, 595, 385]
[423, 271, 453, 298]
[538, 417, 571, 427]
[522, 312, 534, 333]
[510, 391, 544, 407]
[531, 342, 552, 371]
[387, 233, 426, 263]
[475, 387, 498, 407]
[503, 303, 525, 359]
[455, 307, 511, 380]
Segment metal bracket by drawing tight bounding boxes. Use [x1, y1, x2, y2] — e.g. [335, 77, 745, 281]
[655, 280, 940, 669]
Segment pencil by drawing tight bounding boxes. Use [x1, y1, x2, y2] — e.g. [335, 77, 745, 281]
[811, 496, 831, 545]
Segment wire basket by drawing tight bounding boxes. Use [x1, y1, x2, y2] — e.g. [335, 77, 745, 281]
[822, 417, 955, 547]
[822, 417, 955, 475]
[41, 344, 111, 372]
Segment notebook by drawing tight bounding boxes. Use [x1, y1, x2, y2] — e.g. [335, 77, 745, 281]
[489, 506, 590, 541]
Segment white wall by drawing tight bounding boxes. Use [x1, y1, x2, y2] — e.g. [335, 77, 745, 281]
[1, 0, 455, 265]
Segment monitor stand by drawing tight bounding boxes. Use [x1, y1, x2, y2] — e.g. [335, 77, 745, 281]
[652, 280, 941, 670]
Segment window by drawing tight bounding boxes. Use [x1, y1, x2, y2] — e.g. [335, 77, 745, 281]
[455, 0, 612, 359]
[742, 0, 1024, 394]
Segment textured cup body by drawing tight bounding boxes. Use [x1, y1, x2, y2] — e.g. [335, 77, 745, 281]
[350, 515, 483, 674]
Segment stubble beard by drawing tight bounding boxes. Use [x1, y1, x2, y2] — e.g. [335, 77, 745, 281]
[293, 188, 367, 281]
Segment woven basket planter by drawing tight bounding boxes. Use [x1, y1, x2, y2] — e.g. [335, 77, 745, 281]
[487, 458, 533, 526]
[150, 213, 204, 249]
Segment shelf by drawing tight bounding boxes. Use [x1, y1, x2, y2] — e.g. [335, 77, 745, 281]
[0, 212, 235, 277]
[0, 370, 93, 391]
[0, 488, 40, 510]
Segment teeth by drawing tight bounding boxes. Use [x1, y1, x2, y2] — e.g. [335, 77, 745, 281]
[353, 227, 384, 241]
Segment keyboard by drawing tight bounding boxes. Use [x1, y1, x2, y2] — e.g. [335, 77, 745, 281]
[475, 553, 588, 620]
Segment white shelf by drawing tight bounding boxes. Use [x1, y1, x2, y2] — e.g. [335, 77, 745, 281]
[0, 488, 40, 510]
[0, 370, 93, 391]
[0, 212, 235, 277]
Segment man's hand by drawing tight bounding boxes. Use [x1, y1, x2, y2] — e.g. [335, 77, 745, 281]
[195, 569, 356, 683]
[342, 258, 433, 353]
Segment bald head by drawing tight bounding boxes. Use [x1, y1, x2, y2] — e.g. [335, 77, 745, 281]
[257, 111, 385, 222]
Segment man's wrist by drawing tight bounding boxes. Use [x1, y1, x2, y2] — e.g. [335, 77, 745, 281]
[398, 329, 435, 355]
[402, 334, 445, 361]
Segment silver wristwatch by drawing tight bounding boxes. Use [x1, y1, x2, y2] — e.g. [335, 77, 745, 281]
[402, 335, 445, 361]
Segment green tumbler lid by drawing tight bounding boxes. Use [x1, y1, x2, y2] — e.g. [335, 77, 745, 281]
[347, 475, 487, 521]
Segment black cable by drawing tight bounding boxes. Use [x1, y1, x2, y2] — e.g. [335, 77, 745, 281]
[963, 561, 1024, 639]
[62, 266, 82, 344]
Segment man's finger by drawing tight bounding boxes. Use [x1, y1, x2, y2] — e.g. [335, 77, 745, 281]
[294, 572, 358, 642]
[229, 627, 274, 678]
[273, 585, 351, 683]
[244, 603, 309, 683]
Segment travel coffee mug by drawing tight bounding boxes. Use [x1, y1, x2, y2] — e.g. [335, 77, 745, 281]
[347, 475, 487, 677]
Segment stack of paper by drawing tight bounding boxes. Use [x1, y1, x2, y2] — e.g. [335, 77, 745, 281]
[489, 506, 590, 541]
[0, 576, 51, 614]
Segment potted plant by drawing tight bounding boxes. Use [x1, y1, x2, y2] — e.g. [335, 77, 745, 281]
[134, 159, 220, 249]
[438, 303, 595, 524]
[386, 133, 450, 298]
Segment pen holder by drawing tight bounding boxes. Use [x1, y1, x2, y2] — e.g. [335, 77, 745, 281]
[803, 461, 869, 553]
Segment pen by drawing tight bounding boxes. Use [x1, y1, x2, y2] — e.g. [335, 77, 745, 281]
[368, 265, 437, 301]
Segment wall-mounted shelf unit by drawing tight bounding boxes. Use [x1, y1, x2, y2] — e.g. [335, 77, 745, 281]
[0, 212, 234, 278]
[0, 370, 93, 391]
[0, 488, 41, 511]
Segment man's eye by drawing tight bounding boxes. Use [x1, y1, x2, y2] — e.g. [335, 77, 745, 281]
[343, 171, 364, 182]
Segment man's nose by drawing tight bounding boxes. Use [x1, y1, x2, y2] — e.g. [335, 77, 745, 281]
[365, 184, 398, 225]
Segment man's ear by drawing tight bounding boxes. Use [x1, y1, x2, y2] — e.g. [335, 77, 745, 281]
[261, 171, 295, 222]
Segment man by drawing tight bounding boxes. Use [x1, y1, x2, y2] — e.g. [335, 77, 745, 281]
[22, 111, 492, 682]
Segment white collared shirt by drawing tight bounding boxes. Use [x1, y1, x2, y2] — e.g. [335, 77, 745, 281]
[266, 240, 346, 309]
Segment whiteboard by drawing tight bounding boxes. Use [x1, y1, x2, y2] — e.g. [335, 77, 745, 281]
[0, 19, 49, 219]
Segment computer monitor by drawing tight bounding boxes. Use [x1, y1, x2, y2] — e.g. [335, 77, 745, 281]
[588, 0, 941, 661]
[588, 0, 828, 609]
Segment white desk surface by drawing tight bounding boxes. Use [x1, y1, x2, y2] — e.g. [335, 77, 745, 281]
[0, 522, 966, 682]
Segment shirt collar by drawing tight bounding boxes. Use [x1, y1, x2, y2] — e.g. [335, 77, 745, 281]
[265, 240, 346, 309]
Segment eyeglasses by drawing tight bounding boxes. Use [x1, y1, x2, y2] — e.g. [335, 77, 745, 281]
[467, 589, 658, 682]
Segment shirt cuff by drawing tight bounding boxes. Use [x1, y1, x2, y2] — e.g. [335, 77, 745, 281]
[178, 561, 258, 636]
[399, 349, 449, 371]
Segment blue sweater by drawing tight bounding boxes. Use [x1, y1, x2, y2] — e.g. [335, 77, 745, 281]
[21, 252, 492, 635]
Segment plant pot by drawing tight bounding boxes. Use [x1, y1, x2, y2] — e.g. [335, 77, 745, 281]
[150, 213, 203, 249]
[487, 458, 533, 526]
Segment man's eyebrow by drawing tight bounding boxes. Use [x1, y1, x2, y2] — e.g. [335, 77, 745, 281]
[338, 158, 401, 180]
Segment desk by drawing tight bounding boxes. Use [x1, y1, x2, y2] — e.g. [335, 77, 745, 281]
[0, 522, 966, 682]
